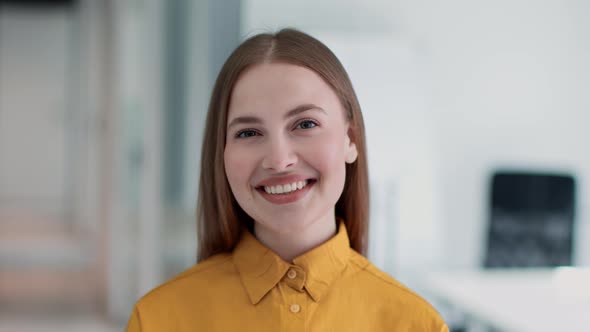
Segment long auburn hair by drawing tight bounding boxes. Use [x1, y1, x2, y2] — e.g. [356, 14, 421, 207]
[197, 28, 369, 262]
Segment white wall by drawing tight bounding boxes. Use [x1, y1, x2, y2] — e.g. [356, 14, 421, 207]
[395, 0, 590, 267]
[241, 0, 590, 281]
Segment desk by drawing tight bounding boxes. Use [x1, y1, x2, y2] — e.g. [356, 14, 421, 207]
[423, 268, 590, 332]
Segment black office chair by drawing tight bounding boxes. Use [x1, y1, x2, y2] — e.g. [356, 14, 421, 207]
[448, 172, 577, 332]
[484, 172, 576, 268]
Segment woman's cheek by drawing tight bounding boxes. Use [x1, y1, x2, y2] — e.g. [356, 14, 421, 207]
[224, 147, 249, 186]
[306, 136, 346, 173]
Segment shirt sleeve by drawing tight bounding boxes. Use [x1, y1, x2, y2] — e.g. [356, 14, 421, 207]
[125, 306, 142, 332]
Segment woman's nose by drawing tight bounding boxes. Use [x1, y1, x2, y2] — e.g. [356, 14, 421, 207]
[261, 138, 298, 171]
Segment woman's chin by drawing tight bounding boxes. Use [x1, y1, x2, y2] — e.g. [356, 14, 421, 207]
[254, 217, 307, 233]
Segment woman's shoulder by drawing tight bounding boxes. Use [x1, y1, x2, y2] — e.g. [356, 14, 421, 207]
[347, 251, 423, 296]
[135, 253, 235, 306]
[127, 253, 241, 331]
[346, 251, 446, 327]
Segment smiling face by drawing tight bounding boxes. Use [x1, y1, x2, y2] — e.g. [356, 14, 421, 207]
[224, 62, 358, 236]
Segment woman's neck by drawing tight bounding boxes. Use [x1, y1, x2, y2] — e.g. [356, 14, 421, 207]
[254, 215, 337, 262]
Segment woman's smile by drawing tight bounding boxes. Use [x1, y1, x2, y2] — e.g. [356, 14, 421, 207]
[256, 179, 316, 205]
[254, 176, 318, 205]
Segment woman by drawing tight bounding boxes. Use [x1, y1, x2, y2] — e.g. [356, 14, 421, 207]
[126, 28, 448, 332]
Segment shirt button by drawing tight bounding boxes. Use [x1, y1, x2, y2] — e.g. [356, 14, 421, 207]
[289, 304, 301, 313]
[287, 269, 297, 279]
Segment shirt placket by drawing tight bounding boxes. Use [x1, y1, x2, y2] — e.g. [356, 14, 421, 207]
[282, 265, 307, 332]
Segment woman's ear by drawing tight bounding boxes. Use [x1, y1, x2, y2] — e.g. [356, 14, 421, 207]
[345, 126, 358, 164]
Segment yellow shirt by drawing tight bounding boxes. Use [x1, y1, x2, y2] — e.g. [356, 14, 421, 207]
[126, 222, 449, 331]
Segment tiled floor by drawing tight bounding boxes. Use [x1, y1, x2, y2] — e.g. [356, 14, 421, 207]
[0, 314, 123, 332]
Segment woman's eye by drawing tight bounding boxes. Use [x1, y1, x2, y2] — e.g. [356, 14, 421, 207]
[236, 130, 258, 138]
[296, 120, 318, 130]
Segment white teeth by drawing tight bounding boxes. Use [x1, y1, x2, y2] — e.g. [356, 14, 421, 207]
[263, 180, 309, 195]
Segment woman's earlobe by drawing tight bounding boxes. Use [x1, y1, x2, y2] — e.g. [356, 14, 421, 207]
[345, 127, 358, 164]
[345, 143, 358, 164]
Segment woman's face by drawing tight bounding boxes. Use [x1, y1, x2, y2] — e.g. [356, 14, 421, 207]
[224, 62, 357, 235]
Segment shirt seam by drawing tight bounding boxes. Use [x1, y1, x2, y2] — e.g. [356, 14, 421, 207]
[348, 254, 443, 318]
[140, 254, 233, 300]
[135, 305, 144, 331]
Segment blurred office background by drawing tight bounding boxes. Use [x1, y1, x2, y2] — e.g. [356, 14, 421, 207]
[0, 0, 589, 331]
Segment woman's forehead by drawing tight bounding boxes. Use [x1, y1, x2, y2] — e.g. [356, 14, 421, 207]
[228, 62, 340, 117]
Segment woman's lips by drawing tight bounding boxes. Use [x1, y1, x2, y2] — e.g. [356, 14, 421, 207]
[255, 175, 314, 187]
[256, 179, 316, 205]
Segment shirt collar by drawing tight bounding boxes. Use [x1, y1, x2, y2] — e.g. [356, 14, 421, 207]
[233, 221, 351, 304]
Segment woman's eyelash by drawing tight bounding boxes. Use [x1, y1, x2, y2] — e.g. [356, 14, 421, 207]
[234, 119, 318, 139]
[235, 129, 259, 138]
[295, 119, 319, 129]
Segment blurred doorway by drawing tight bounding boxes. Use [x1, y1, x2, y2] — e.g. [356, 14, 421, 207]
[0, 0, 107, 313]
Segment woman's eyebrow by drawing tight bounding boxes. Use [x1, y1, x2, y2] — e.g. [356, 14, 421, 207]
[227, 104, 326, 129]
[227, 115, 261, 129]
[285, 104, 326, 118]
